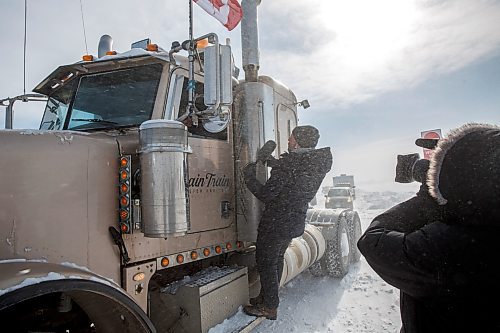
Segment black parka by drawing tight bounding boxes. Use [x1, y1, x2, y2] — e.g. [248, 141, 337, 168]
[245, 147, 332, 238]
[358, 124, 500, 333]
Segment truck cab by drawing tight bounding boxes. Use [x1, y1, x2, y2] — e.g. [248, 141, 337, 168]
[325, 187, 355, 209]
[0, 2, 361, 331]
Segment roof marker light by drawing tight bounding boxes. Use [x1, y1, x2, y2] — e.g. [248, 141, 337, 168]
[197, 39, 209, 49]
[147, 44, 159, 52]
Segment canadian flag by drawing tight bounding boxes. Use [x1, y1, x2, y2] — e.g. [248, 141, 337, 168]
[193, 0, 243, 31]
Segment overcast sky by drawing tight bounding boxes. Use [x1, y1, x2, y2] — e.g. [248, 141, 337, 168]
[1, 0, 499, 191]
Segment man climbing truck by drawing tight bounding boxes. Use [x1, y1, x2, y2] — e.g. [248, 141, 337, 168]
[0, 1, 362, 332]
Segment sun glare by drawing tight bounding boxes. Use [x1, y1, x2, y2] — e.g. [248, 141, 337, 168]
[318, 0, 419, 69]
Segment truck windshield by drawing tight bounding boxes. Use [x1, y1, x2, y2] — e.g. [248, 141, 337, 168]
[40, 63, 163, 131]
[328, 188, 350, 196]
[39, 79, 78, 130]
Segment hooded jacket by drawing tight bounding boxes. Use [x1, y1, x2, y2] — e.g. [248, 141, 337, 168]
[357, 124, 500, 333]
[245, 147, 332, 238]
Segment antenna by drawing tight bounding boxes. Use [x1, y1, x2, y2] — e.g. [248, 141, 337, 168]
[23, 0, 27, 96]
[187, 0, 196, 122]
[79, 0, 89, 55]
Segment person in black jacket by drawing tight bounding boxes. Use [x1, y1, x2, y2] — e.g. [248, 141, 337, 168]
[358, 123, 500, 333]
[243, 125, 332, 320]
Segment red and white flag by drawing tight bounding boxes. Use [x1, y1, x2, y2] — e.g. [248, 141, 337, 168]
[193, 0, 243, 31]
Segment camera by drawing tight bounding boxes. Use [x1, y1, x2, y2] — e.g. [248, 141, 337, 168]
[395, 138, 439, 184]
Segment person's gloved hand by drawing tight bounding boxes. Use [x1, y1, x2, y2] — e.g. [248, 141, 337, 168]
[243, 162, 257, 179]
[256, 140, 277, 163]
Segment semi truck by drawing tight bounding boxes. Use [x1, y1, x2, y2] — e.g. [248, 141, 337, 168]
[325, 174, 356, 209]
[0, 1, 361, 332]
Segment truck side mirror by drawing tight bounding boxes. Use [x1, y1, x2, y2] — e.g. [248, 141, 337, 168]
[204, 44, 233, 108]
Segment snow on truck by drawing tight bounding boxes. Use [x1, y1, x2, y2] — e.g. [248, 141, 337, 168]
[0, 1, 361, 332]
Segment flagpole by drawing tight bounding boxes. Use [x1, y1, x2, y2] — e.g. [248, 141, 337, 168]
[187, 0, 196, 123]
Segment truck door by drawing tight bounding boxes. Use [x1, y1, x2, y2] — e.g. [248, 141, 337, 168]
[165, 71, 235, 233]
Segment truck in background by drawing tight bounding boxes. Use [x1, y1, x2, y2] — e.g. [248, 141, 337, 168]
[0, 1, 362, 332]
[325, 174, 356, 209]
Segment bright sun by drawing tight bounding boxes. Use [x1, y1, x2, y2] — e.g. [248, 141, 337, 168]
[318, 0, 419, 69]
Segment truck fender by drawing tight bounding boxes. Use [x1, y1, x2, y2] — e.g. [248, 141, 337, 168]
[306, 208, 351, 241]
[0, 260, 155, 333]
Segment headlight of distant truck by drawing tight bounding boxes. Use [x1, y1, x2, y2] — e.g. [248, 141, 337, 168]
[347, 197, 352, 202]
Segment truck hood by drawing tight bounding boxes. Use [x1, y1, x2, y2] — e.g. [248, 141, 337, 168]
[0, 129, 121, 281]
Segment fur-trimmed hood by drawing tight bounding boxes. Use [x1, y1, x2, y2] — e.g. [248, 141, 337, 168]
[427, 123, 500, 224]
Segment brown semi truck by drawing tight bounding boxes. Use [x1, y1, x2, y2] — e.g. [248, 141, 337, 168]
[0, 1, 361, 332]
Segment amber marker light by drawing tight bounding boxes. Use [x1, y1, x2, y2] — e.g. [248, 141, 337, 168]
[120, 210, 129, 220]
[82, 54, 93, 61]
[190, 251, 198, 260]
[147, 43, 159, 52]
[106, 51, 117, 56]
[120, 196, 129, 207]
[161, 257, 170, 267]
[215, 246, 222, 254]
[120, 171, 129, 180]
[226, 243, 232, 250]
[120, 184, 129, 193]
[120, 157, 129, 167]
[203, 248, 210, 257]
[197, 38, 209, 49]
[236, 241, 243, 248]
[120, 223, 129, 233]
[176, 254, 184, 264]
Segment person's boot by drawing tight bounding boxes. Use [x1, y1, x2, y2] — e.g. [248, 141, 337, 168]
[249, 294, 263, 306]
[243, 304, 277, 320]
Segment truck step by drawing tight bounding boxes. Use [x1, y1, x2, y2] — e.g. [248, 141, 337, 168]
[163, 266, 249, 333]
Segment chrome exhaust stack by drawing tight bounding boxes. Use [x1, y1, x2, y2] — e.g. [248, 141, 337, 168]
[241, 0, 261, 82]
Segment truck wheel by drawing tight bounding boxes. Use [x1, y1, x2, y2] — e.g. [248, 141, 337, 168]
[323, 217, 350, 278]
[346, 211, 362, 263]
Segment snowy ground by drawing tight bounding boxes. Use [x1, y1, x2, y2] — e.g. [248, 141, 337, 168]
[210, 189, 416, 333]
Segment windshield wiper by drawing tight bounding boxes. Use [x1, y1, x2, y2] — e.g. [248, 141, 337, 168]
[72, 118, 119, 125]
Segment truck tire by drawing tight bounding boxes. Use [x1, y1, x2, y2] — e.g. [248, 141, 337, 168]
[322, 217, 350, 278]
[346, 211, 362, 263]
